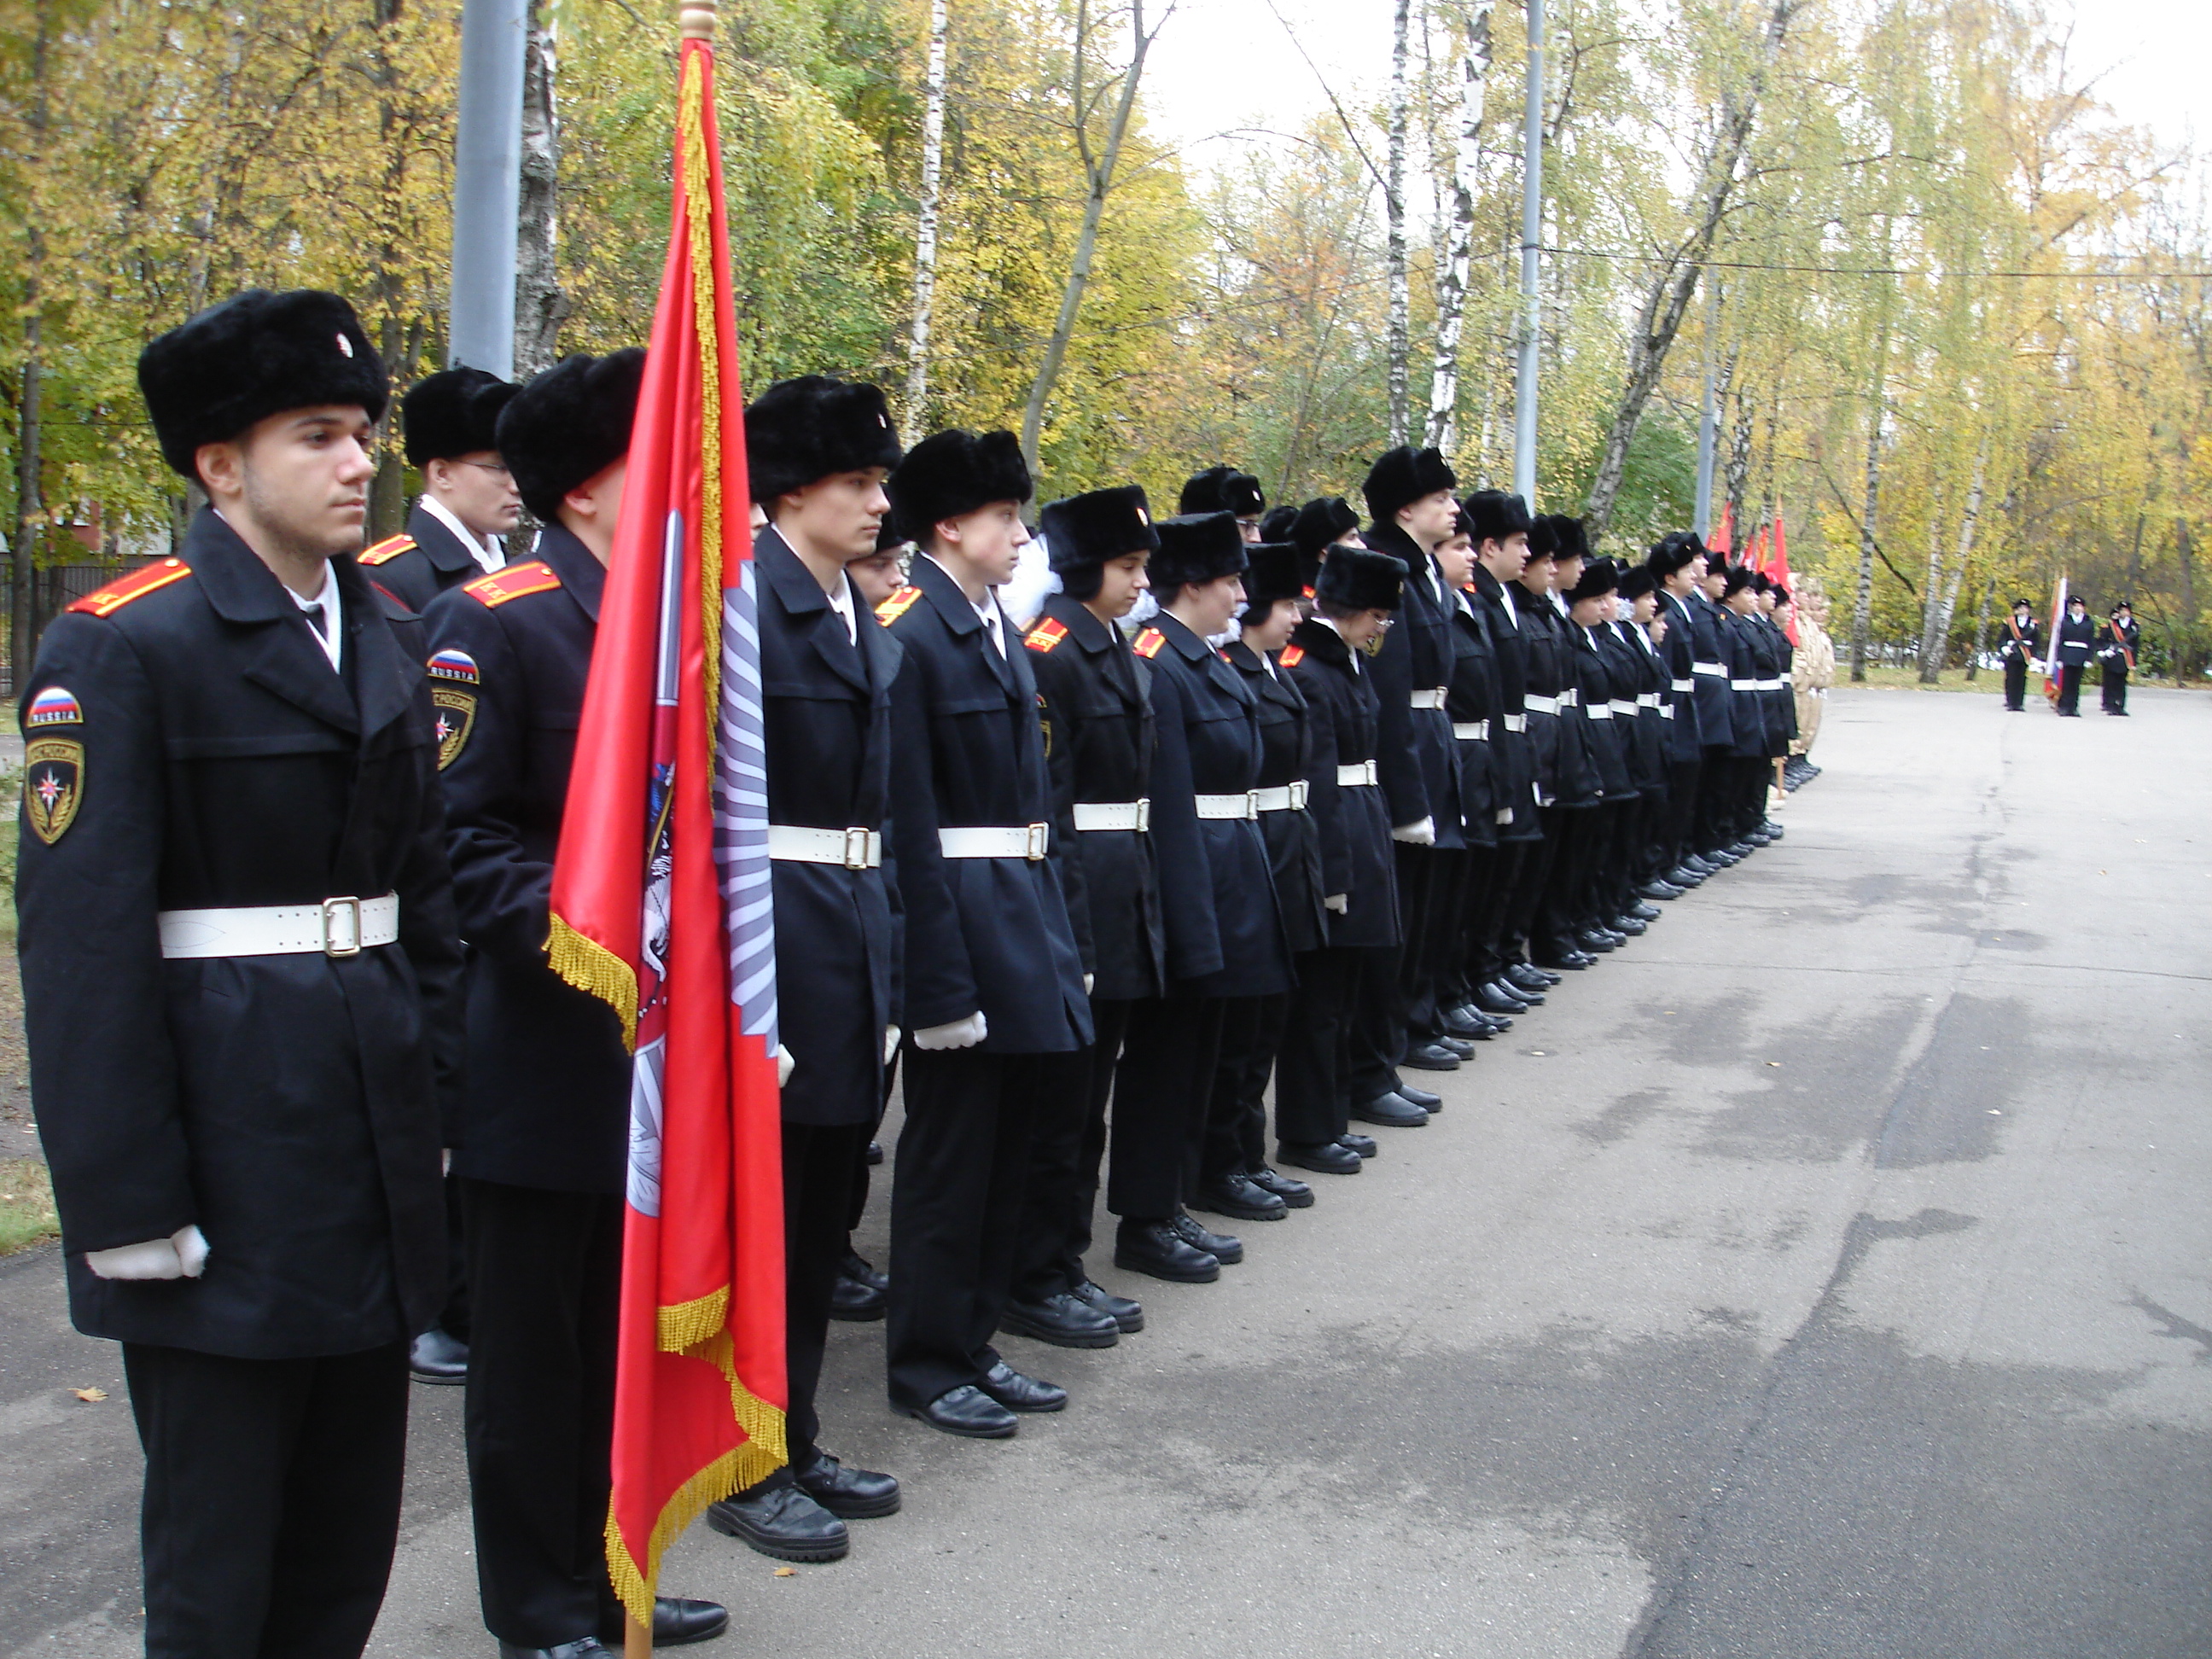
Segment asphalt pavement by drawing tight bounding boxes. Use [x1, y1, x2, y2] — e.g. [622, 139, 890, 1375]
[3, 685, 2207, 1659]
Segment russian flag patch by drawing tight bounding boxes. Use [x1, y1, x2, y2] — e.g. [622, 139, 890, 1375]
[25, 686, 84, 727]
[427, 649, 480, 684]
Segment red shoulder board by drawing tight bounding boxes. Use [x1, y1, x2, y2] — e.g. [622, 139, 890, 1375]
[875, 585, 923, 626]
[358, 533, 417, 568]
[463, 560, 562, 608]
[1132, 627, 1167, 659]
[67, 558, 192, 617]
[1279, 644, 1305, 667]
[1024, 616, 1068, 653]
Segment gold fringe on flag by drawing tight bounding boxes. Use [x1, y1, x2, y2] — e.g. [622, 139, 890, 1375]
[545, 911, 640, 1052]
[677, 48, 728, 717]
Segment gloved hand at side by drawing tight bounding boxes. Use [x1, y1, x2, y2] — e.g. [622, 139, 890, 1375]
[912, 1012, 988, 1051]
[86, 1225, 210, 1282]
[1390, 816, 1436, 846]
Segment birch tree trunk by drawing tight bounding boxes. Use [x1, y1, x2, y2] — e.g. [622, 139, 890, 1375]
[514, 0, 567, 379]
[1919, 443, 1987, 681]
[1580, 0, 1797, 538]
[1383, 0, 1413, 446]
[1965, 574, 1995, 681]
[902, 0, 949, 447]
[1020, 0, 1166, 475]
[1849, 364, 1883, 680]
[1424, 6, 1492, 453]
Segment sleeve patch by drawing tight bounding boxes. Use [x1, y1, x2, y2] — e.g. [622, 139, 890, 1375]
[431, 689, 477, 770]
[24, 686, 84, 727]
[875, 585, 923, 626]
[426, 648, 480, 684]
[1278, 644, 1305, 668]
[1132, 627, 1167, 659]
[463, 560, 561, 608]
[1024, 616, 1068, 653]
[67, 559, 191, 617]
[358, 534, 417, 568]
[23, 736, 83, 843]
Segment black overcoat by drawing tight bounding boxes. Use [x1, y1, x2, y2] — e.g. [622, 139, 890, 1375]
[1567, 624, 1633, 803]
[359, 501, 493, 614]
[1687, 591, 1739, 753]
[1441, 588, 1504, 848]
[1361, 529, 1461, 846]
[881, 556, 1090, 1051]
[1223, 639, 1329, 957]
[1281, 620, 1400, 949]
[1722, 609, 1772, 761]
[425, 526, 630, 1194]
[1655, 591, 1707, 760]
[1465, 567, 1543, 842]
[2054, 612, 2096, 665]
[1609, 620, 1673, 797]
[19, 507, 464, 1359]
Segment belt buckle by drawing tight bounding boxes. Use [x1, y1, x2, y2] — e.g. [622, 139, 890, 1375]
[1243, 789, 1260, 819]
[322, 895, 363, 958]
[1365, 760, 1379, 785]
[1134, 797, 1152, 833]
[1024, 822, 1050, 861]
[1289, 779, 1308, 811]
[842, 827, 873, 870]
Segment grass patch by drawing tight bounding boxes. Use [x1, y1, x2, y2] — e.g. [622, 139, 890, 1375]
[1842, 667, 2004, 693]
[0, 1156, 59, 1255]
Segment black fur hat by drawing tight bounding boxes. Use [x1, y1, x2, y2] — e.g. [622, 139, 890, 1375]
[402, 367, 518, 467]
[1721, 562, 1757, 597]
[1179, 465, 1266, 518]
[1040, 486, 1159, 573]
[1525, 514, 1559, 561]
[1289, 496, 1361, 568]
[1361, 445, 1458, 526]
[1463, 489, 1533, 545]
[1259, 504, 1299, 542]
[1647, 531, 1703, 579]
[744, 375, 902, 504]
[888, 428, 1033, 542]
[1315, 546, 1406, 614]
[138, 288, 388, 478]
[1150, 511, 1249, 590]
[1617, 564, 1658, 601]
[1564, 556, 1621, 604]
[1545, 514, 1591, 563]
[1239, 543, 1304, 622]
[498, 350, 645, 521]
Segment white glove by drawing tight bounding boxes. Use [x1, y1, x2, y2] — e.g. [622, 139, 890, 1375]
[86, 1225, 209, 1282]
[1324, 893, 1348, 914]
[913, 1012, 988, 1051]
[775, 1044, 795, 1086]
[1083, 974, 1094, 995]
[1390, 816, 1436, 846]
[884, 1027, 901, 1064]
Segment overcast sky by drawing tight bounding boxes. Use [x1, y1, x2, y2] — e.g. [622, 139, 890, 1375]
[1140, 0, 2209, 177]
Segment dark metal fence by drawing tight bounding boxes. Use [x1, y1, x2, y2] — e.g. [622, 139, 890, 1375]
[0, 558, 161, 700]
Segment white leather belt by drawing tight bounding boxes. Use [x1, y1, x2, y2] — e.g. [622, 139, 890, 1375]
[1760, 678, 1784, 691]
[159, 894, 399, 960]
[1672, 677, 1694, 693]
[1524, 694, 1560, 714]
[1693, 661, 1726, 677]
[940, 824, 1050, 860]
[1660, 705, 1676, 719]
[1502, 713, 1528, 733]
[1610, 698, 1639, 715]
[1731, 678, 1756, 691]
[1196, 791, 1260, 820]
[1635, 693, 1660, 707]
[1559, 687, 1581, 707]
[1409, 687, 1448, 710]
[1452, 720, 1490, 741]
[1254, 781, 1309, 812]
[1072, 800, 1150, 833]
[766, 825, 882, 868]
[1586, 704, 1613, 720]
[1336, 760, 1379, 787]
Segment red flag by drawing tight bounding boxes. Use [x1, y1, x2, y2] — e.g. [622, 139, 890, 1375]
[1708, 501, 1734, 558]
[544, 18, 784, 1624]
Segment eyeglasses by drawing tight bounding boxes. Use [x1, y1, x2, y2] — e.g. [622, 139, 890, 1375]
[452, 459, 512, 480]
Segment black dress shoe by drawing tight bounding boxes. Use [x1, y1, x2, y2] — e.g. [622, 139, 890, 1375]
[980, 1359, 1067, 1413]
[1664, 866, 1704, 888]
[1191, 1173, 1289, 1221]
[1487, 976, 1540, 1008]
[1505, 962, 1560, 991]
[1761, 820, 1784, 838]
[1001, 1290, 1119, 1348]
[828, 1274, 886, 1323]
[865, 1140, 883, 1166]
[1610, 916, 1648, 936]
[1471, 981, 1528, 1014]
[1402, 1039, 1462, 1071]
[841, 1251, 888, 1294]
[503, 1639, 616, 1659]
[1069, 1277, 1144, 1332]
[1470, 1010, 1510, 1034]
[1394, 1083, 1441, 1110]
[1278, 1138, 1363, 1174]
[1533, 950, 1588, 970]
[899, 1383, 1018, 1438]
[1247, 1166, 1314, 1208]
[1434, 1033, 1477, 1058]
[1437, 1005, 1488, 1039]
[1574, 928, 1617, 953]
[795, 1450, 901, 1518]
[597, 1598, 732, 1649]
[1629, 899, 1662, 920]
[1115, 1219, 1220, 1282]
[1353, 1091, 1430, 1128]
[409, 1326, 468, 1385]
[1172, 1209, 1243, 1265]
[1637, 881, 1681, 901]
[707, 1482, 850, 1561]
[1337, 1131, 1379, 1156]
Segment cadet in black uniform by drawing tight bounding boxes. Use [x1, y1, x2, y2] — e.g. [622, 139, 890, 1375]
[2053, 594, 2094, 715]
[1687, 548, 1746, 864]
[880, 430, 1091, 1438]
[704, 375, 906, 1562]
[360, 366, 521, 614]
[1612, 566, 1680, 899]
[1999, 597, 2043, 712]
[1010, 485, 1180, 1347]
[18, 288, 464, 1658]
[2099, 601, 2139, 714]
[426, 352, 726, 1655]
[1275, 547, 1408, 1173]
[1117, 512, 1291, 1274]
[1179, 463, 1268, 539]
[1209, 543, 1328, 1217]
[1647, 535, 1713, 887]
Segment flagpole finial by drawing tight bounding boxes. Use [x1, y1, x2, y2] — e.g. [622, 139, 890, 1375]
[679, 2, 716, 39]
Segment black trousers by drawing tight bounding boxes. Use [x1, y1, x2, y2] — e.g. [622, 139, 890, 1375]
[781, 1119, 871, 1470]
[1013, 998, 1131, 1301]
[2003, 657, 2029, 709]
[1346, 941, 1406, 1104]
[1660, 760, 1701, 870]
[1406, 847, 1470, 1033]
[887, 1047, 1046, 1409]
[437, 1172, 471, 1339]
[1693, 751, 1736, 853]
[1533, 806, 1598, 955]
[1505, 817, 1560, 958]
[1469, 839, 1531, 977]
[2102, 664, 2128, 712]
[462, 1179, 623, 1646]
[124, 1339, 409, 1659]
[2057, 664, 2084, 714]
[1275, 946, 1359, 1144]
[1109, 993, 1225, 1219]
[1202, 992, 1287, 1185]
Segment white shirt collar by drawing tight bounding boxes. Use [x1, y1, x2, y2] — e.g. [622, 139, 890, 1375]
[419, 492, 505, 573]
[923, 552, 1004, 655]
[824, 571, 858, 645]
[291, 562, 343, 672]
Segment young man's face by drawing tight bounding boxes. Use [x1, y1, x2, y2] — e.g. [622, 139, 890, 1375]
[1569, 593, 1614, 627]
[1631, 591, 1658, 625]
[1516, 554, 1555, 593]
[1551, 554, 1584, 596]
[1478, 533, 1528, 582]
[847, 550, 907, 608]
[940, 499, 1030, 588]
[1174, 571, 1247, 637]
[1090, 550, 1150, 619]
[424, 450, 522, 538]
[1237, 515, 1263, 544]
[1396, 489, 1459, 550]
[777, 468, 891, 562]
[201, 404, 378, 562]
[1244, 597, 1301, 653]
[1701, 566, 1728, 599]
[1433, 533, 1476, 590]
[1334, 607, 1392, 649]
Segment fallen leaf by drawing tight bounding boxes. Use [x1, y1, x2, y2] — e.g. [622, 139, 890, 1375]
[71, 1387, 107, 1403]
[773, 1566, 796, 1577]
[1767, 1061, 1782, 1068]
